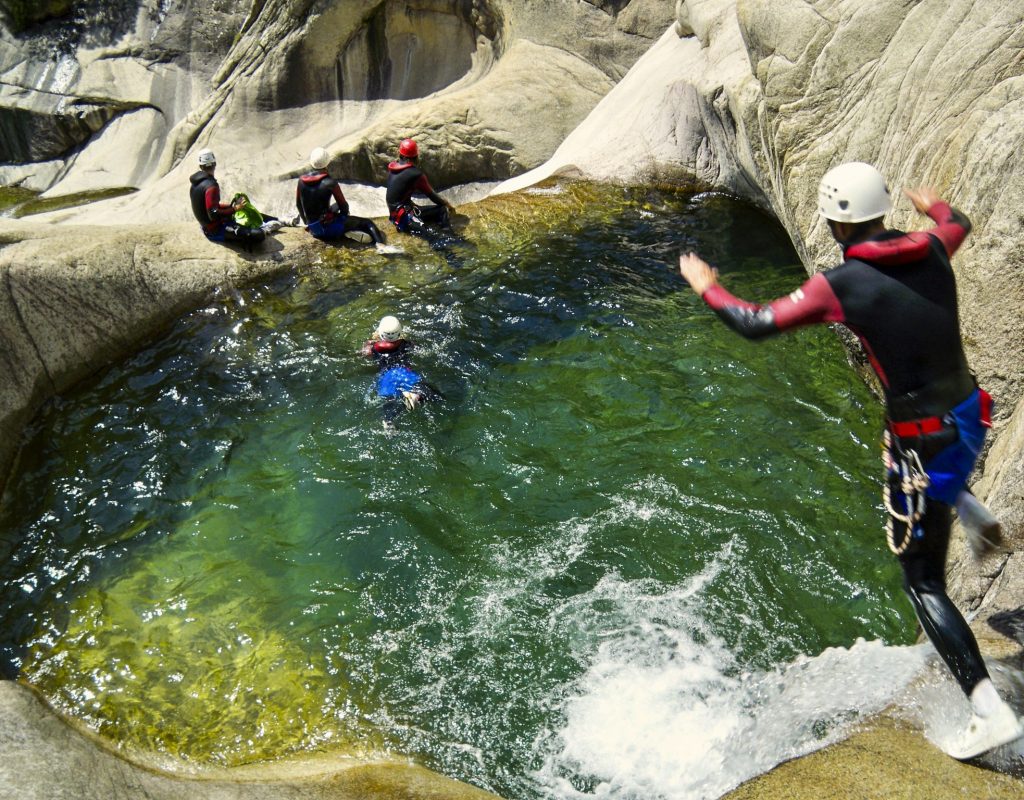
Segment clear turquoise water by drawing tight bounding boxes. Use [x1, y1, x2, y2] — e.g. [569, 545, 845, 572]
[0, 186, 912, 798]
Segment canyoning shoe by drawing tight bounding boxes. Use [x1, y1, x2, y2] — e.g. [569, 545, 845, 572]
[947, 701, 1024, 760]
[345, 230, 373, 244]
[955, 491, 1003, 558]
[401, 390, 421, 411]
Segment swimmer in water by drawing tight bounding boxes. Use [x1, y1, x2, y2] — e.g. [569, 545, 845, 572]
[362, 315, 442, 426]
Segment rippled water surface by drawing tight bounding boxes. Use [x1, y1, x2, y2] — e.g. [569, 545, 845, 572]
[0, 185, 917, 798]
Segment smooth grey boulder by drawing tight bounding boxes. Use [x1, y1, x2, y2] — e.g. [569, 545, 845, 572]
[0, 680, 502, 800]
[0, 222, 304, 495]
[0, 0, 674, 225]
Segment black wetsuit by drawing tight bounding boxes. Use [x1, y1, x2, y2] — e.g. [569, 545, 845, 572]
[189, 170, 265, 246]
[296, 171, 384, 243]
[700, 202, 990, 695]
[385, 160, 450, 232]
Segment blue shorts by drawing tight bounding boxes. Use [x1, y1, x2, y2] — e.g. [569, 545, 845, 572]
[923, 388, 991, 505]
[378, 366, 421, 398]
[306, 217, 347, 240]
[204, 224, 226, 242]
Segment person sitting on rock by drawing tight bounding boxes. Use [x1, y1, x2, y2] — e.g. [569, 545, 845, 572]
[296, 147, 385, 245]
[385, 138, 456, 234]
[362, 315, 442, 427]
[189, 149, 266, 247]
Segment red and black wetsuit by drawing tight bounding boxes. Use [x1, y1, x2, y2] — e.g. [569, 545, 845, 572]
[296, 170, 349, 225]
[189, 170, 265, 246]
[362, 338, 414, 369]
[699, 203, 991, 696]
[385, 160, 449, 230]
[189, 170, 234, 236]
[702, 202, 974, 418]
[296, 171, 383, 243]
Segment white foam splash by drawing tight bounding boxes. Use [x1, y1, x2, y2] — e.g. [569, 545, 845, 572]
[533, 568, 931, 800]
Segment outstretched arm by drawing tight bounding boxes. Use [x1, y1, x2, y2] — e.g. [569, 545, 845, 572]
[904, 187, 971, 256]
[679, 253, 844, 339]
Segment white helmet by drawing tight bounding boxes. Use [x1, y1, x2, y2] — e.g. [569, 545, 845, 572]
[818, 162, 892, 223]
[310, 147, 330, 170]
[197, 148, 216, 168]
[376, 315, 402, 342]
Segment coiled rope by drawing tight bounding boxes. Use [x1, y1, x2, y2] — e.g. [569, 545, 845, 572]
[882, 429, 930, 555]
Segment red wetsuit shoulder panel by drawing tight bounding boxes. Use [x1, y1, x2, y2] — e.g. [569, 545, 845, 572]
[845, 202, 970, 264]
[300, 171, 329, 184]
[845, 232, 932, 265]
[371, 339, 408, 353]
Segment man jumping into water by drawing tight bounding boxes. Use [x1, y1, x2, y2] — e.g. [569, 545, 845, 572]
[677, 162, 1022, 760]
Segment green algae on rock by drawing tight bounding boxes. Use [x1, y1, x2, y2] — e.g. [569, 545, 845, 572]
[11, 187, 137, 218]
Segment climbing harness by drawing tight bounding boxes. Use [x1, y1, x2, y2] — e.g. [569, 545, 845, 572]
[882, 429, 930, 555]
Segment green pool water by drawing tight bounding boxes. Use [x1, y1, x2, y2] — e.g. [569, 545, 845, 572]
[0, 185, 912, 798]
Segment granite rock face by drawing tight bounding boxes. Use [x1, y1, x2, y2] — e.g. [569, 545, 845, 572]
[0, 0, 673, 219]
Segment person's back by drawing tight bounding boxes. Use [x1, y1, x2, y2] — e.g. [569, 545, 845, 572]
[385, 161, 426, 211]
[297, 147, 384, 244]
[297, 170, 341, 225]
[366, 337, 414, 371]
[824, 222, 972, 410]
[189, 166, 222, 235]
[384, 138, 454, 232]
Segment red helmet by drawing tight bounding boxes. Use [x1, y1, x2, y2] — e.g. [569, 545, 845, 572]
[398, 138, 419, 158]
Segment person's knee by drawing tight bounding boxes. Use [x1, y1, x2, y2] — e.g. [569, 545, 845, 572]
[902, 565, 946, 598]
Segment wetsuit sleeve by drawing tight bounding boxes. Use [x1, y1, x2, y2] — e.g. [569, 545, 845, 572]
[205, 184, 232, 222]
[702, 272, 844, 339]
[296, 183, 305, 223]
[926, 201, 971, 257]
[415, 174, 446, 206]
[331, 184, 350, 218]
